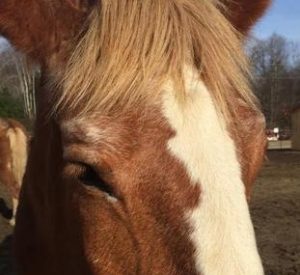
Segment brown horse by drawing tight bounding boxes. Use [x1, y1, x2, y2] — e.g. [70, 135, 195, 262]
[0, 0, 271, 274]
[0, 118, 27, 225]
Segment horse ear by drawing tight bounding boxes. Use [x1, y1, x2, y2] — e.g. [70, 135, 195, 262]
[66, 0, 96, 12]
[223, 0, 272, 34]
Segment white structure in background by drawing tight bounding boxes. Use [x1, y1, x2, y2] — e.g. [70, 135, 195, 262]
[273, 127, 279, 140]
[267, 127, 279, 141]
[267, 127, 292, 150]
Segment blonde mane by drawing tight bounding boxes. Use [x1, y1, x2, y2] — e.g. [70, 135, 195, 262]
[55, 0, 258, 121]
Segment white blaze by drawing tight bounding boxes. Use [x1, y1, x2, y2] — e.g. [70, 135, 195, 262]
[162, 70, 264, 275]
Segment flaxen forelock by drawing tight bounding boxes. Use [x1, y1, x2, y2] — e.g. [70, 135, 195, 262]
[55, 0, 258, 120]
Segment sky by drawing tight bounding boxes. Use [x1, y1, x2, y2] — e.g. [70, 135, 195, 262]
[254, 0, 300, 42]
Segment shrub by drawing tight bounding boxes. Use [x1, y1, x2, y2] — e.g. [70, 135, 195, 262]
[0, 88, 25, 120]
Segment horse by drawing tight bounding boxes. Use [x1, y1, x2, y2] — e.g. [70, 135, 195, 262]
[0, 118, 27, 225]
[0, 0, 271, 274]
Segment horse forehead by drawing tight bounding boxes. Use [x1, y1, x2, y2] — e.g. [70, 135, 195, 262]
[60, 117, 130, 144]
[59, 106, 171, 145]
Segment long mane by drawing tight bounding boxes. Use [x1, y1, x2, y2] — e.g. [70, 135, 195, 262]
[55, 0, 258, 121]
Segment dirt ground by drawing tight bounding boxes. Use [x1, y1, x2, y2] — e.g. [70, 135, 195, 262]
[251, 151, 300, 275]
[0, 183, 14, 275]
[0, 150, 299, 274]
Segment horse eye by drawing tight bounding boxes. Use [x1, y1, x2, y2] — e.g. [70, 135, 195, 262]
[69, 162, 116, 198]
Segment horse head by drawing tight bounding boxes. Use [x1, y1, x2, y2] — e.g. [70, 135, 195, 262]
[0, 1, 271, 274]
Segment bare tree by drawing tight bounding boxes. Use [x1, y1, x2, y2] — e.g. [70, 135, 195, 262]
[13, 53, 37, 120]
[248, 34, 300, 129]
[0, 44, 37, 120]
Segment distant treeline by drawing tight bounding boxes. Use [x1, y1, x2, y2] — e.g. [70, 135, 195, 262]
[0, 88, 24, 119]
[0, 43, 36, 126]
[248, 33, 300, 129]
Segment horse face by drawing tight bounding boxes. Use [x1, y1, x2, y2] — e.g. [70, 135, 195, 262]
[55, 111, 201, 274]
[16, 88, 266, 274]
[1, 0, 270, 274]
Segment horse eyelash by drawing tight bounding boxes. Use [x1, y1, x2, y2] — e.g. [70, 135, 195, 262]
[71, 161, 116, 198]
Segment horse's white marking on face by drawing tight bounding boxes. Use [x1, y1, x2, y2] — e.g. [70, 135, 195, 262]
[61, 119, 109, 143]
[61, 118, 126, 159]
[162, 69, 264, 275]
